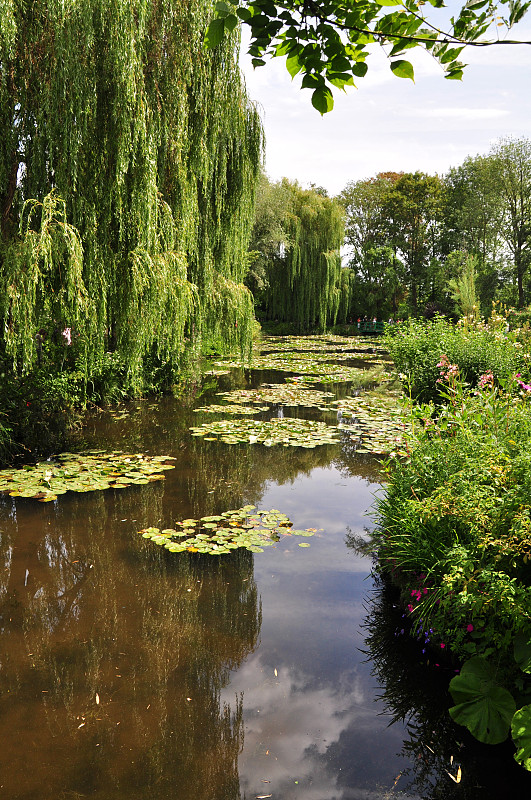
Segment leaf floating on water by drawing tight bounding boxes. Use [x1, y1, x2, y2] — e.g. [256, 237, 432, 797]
[189, 417, 340, 448]
[139, 507, 315, 557]
[0, 452, 176, 501]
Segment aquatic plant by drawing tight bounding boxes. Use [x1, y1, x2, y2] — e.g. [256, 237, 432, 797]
[139, 505, 315, 554]
[189, 417, 341, 447]
[0, 452, 176, 502]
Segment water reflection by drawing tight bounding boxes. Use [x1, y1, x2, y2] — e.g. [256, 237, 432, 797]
[1, 348, 517, 800]
[363, 579, 531, 800]
[0, 488, 260, 799]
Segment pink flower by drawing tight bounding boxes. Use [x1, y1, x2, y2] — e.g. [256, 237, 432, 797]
[466, 624, 474, 633]
[440, 643, 446, 649]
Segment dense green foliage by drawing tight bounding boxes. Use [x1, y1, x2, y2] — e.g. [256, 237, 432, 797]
[206, 0, 530, 112]
[375, 321, 531, 767]
[339, 138, 531, 318]
[248, 177, 352, 332]
[383, 313, 531, 402]
[0, 0, 262, 457]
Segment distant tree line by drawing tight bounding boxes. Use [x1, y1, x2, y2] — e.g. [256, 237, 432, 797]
[250, 137, 531, 329]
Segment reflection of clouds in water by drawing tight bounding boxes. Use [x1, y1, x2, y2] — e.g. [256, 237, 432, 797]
[221, 653, 413, 800]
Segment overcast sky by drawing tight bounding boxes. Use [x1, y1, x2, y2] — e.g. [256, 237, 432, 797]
[239, 10, 531, 196]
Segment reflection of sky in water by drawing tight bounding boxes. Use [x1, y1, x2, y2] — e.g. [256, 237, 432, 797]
[223, 465, 419, 799]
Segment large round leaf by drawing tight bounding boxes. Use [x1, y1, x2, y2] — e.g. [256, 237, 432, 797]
[511, 704, 531, 770]
[449, 657, 516, 744]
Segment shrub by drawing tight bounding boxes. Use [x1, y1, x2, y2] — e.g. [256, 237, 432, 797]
[384, 314, 531, 402]
[373, 365, 531, 766]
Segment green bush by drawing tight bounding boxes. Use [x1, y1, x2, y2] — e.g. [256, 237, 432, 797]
[373, 366, 531, 765]
[384, 315, 531, 402]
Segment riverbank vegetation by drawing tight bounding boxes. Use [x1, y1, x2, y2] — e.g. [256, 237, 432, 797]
[373, 313, 531, 770]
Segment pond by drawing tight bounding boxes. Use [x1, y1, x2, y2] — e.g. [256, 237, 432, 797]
[0, 336, 528, 800]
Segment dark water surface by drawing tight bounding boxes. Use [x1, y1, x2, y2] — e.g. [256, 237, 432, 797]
[0, 363, 528, 799]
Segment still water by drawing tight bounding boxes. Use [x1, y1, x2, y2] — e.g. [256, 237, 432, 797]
[0, 357, 529, 799]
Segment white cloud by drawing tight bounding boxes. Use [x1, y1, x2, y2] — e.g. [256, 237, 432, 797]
[220, 654, 414, 800]
[241, 13, 531, 194]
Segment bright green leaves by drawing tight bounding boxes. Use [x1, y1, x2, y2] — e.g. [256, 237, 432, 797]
[205, 1, 239, 45]
[205, 17, 227, 47]
[512, 705, 531, 770]
[0, 452, 175, 502]
[390, 59, 414, 81]
[204, 0, 527, 111]
[449, 657, 516, 744]
[139, 506, 316, 555]
[312, 86, 334, 114]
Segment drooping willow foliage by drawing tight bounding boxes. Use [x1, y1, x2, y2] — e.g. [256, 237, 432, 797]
[261, 180, 352, 332]
[0, 0, 262, 393]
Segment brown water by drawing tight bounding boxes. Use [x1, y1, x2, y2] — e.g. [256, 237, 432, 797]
[1, 358, 526, 800]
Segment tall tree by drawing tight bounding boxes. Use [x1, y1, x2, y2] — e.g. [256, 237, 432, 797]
[490, 137, 531, 308]
[382, 172, 445, 312]
[444, 155, 505, 308]
[340, 173, 403, 318]
[0, 0, 262, 392]
[256, 178, 350, 331]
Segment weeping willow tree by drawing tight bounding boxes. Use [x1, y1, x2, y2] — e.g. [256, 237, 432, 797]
[255, 178, 350, 332]
[0, 0, 262, 396]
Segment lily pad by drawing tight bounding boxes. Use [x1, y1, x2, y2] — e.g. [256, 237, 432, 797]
[139, 506, 315, 555]
[0, 451, 176, 502]
[189, 418, 340, 448]
[216, 385, 335, 409]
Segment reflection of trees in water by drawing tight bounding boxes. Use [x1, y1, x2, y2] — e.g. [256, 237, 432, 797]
[363, 578, 531, 800]
[186, 437, 336, 516]
[0, 485, 260, 800]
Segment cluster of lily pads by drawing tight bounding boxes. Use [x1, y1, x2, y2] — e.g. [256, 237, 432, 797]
[216, 385, 335, 408]
[193, 403, 270, 415]
[190, 417, 340, 447]
[214, 355, 378, 384]
[139, 505, 315, 554]
[0, 452, 176, 502]
[331, 393, 410, 455]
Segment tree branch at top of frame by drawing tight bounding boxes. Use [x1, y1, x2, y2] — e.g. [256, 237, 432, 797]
[205, 0, 531, 113]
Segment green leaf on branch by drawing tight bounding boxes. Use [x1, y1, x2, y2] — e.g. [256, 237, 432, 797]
[390, 59, 415, 80]
[205, 17, 226, 47]
[286, 53, 304, 78]
[511, 704, 531, 770]
[311, 86, 334, 114]
[449, 657, 516, 744]
[224, 13, 238, 31]
[301, 73, 321, 89]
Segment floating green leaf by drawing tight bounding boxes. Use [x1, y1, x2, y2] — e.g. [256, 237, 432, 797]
[138, 506, 315, 555]
[189, 417, 340, 448]
[216, 384, 335, 408]
[0, 452, 176, 502]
